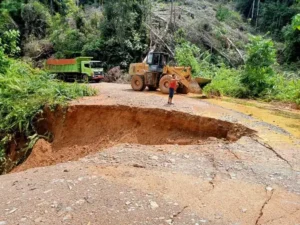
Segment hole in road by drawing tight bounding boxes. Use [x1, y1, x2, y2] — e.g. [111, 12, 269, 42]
[13, 105, 255, 172]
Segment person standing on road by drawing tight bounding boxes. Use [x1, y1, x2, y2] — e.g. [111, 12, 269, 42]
[168, 74, 181, 104]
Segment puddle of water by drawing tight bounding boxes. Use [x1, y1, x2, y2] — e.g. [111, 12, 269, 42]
[203, 98, 300, 138]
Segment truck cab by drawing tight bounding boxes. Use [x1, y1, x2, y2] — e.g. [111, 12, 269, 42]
[82, 61, 104, 83]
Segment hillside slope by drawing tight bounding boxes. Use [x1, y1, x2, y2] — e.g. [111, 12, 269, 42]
[150, 0, 251, 66]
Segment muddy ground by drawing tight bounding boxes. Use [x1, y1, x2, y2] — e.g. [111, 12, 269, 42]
[0, 83, 300, 225]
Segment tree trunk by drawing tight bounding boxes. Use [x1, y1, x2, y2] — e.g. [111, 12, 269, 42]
[256, 0, 260, 28]
[251, 0, 255, 19]
[170, 0, 174, 24]
[50, 0, 53, 14]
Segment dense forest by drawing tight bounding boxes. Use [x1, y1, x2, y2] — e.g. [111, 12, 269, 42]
[0, 0, 150, 68]
[0, 0, 300, 172]
[1, 0, 300, 67]
[0, 0, 299, 62]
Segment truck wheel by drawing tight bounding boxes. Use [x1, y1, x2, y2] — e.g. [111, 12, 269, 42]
[57, 74, 65, 81]
[83, 75, 89, 83]
[177, 86, 189, 94]
[148, 85, 157, 91]
[159, 75, 172, 94]
[131, 75, 146, 91]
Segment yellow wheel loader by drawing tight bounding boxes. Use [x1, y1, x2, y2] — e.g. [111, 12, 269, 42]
[129, 52, 194, 94]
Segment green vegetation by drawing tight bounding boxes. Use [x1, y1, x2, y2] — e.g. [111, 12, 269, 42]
[235, 0, 300, 62]
[175, 41, 201, 76]
[271, 75, 300, 104]
[203, 35, 275, 98]
[203, 66, 247, 98]
[0, 0, 149, 68]
[201, 0, 300, 105]
[0, 3, 96, 173]
[241, 35, 276, 97]
[0, 58, 96, 173]
[216, 5, 242, 25]
[174, 29, 219, 78]
[216, 5, 231, 22]
[204, 35, 300, 104]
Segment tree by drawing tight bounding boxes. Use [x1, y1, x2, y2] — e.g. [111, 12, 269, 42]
[175, 41, 201, 76]
[94, 0, 149, 68]
[21, 1, 52, 39]
[235, 0, 299, 39]
[241, 35, 276, 96]
[283, 14, 300, 61]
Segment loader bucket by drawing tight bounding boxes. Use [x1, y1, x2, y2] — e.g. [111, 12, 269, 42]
[195, 77, 212, 88]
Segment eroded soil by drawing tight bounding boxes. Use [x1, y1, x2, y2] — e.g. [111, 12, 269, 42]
[1, 83, 300, 225]
[13, 104, 254, 173]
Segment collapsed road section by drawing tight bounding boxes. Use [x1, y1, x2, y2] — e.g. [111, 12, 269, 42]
[13, 105, 254, 172]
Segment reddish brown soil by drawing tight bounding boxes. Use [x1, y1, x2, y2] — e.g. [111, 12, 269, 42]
[13, 139, 54, 172]
[13, 105, 254, 173]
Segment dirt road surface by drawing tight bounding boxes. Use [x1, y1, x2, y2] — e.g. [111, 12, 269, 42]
[1, 83, 300, 225]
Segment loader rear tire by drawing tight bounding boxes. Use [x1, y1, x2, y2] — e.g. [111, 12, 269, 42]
[177, 86, 189, 94]
[131, 75, 146, 91]
[159, 75, 172, 94]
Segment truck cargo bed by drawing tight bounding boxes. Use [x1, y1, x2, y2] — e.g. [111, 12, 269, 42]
[45, 57, 93, 74]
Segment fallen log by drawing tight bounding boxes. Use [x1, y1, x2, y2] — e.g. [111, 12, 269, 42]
[225, 37, 245, 64]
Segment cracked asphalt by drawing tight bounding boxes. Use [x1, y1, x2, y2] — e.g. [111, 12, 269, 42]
[0, 83, 299, 225]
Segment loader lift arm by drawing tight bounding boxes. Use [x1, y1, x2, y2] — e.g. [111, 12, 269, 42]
[164, 66, 191, 89]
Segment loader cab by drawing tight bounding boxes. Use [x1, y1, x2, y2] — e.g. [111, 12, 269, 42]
[146, 52, 169, 72]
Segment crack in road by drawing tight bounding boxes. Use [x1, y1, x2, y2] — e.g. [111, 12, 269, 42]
[171, 206, 188, 224]
[208, 154, 218, 170]
[208, 153, 231, 181]
[209, 173, 216, 190]
[224, 146, 240, 160]
[255, 189, 274, 225]
[252, 137, 293, 170]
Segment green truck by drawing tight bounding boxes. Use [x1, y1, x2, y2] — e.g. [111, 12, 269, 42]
[45, 57, 104, 82]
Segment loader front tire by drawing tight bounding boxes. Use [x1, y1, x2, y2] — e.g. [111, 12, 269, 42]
[159, 75, 172, 94]
[131, 75, 146, 91]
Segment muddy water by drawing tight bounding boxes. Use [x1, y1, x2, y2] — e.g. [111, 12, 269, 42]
[204, 98, 300, 138]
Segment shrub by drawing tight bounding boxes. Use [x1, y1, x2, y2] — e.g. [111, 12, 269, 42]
[271, 75, 300, 104]
[241, 35, 276, 97]
[216, 5, 231, 22]
[203, 66, 247, 98]
[1, 29, 20, 56]
[283, 14, 300, 62]
[0, 29, 20, 73]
